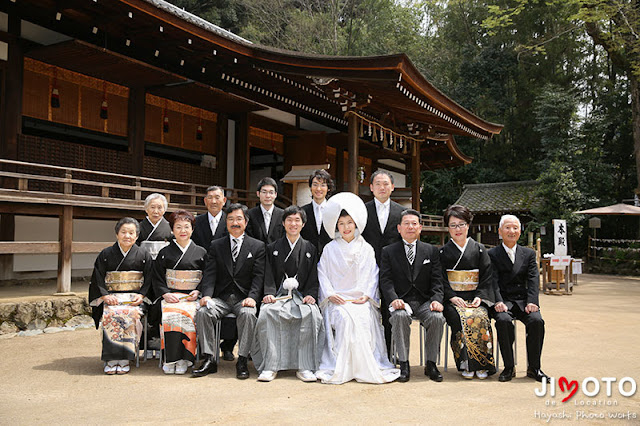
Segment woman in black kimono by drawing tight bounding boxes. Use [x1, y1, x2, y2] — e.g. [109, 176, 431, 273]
[89, 217, 153, 375]
[138, 193, 172, 353]
[152, 209, 206, 375]
[440, 205, 496, 379]
[137, 193, 173, 251]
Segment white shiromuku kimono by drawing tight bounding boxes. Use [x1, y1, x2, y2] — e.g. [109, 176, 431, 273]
[316, 234, 400, 384]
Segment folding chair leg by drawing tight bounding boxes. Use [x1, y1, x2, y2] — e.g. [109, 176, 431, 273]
[513, 320, 518, 366]
[419, 323, 424, 366]
[143, 316, 148, 363]
[495, 328, 500, 371]
[444, 325, 449, 372]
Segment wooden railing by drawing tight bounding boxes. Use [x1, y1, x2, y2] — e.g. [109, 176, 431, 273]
[421, 213, 446, 231]
[0, 159, 266, 210]
[0, 241, 112, 254]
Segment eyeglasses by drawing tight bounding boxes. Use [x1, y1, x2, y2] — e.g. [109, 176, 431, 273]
[260, 190, 276, 196]
[448, 223, 468, 230]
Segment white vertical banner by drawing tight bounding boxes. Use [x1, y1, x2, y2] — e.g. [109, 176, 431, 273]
[553, 219, 568, 256]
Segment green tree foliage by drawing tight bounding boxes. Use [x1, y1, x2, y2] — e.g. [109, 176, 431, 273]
[166, 0, 638, 251]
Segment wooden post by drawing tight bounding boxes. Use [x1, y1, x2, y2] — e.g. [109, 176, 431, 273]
[411, 140, 421, 211]
[134, 178, 141, 201]
[216, 113, 229, 186]
[347, 112, 359, 194]
[56, 205, 73, 294]
[190, 185, 197, 205]
[128, 87, 146, 176]
[1, 11, 23, 162]
[234, 113, 249, 191]
[0, 214, 15, 280]
[63, 170, 72, 194]
[335, 146, 345, 192]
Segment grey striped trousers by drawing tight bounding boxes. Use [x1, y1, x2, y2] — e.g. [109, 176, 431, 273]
[195, 298, 257, 358]
[389, 301, 445, 363]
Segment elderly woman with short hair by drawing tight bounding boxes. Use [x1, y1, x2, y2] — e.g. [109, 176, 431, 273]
[89, 217, 153, 374]
[138, 193, 172, 254]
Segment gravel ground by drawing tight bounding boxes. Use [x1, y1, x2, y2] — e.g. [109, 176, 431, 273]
[1, 273, 639, 425]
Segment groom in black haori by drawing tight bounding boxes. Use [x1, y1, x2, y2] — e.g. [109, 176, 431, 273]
[251, 205, 324, 382]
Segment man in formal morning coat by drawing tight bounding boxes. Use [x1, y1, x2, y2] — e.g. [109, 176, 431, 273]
[361, 170, 405, 353]
[379, 209, 446, 383]
[489, 214, 548, 383]
[192, 185, 237, 361]
[194, 203, 265, 380]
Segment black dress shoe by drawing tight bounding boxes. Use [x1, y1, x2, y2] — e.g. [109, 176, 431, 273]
[192, 355, 217, 377]
[527, 368, 549, 382]
[236, 355, 250, 380]
[498, 367, 516, 382]
[222, 350, 235, 361]
[425, 361, 443, 382]
[398, 361, 410, 383]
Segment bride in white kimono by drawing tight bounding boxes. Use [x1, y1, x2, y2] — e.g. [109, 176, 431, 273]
[316, 192, 400, 384]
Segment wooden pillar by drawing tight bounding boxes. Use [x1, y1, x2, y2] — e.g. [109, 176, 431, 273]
[234, 113, 249, 191]
[216, 113, 229, 186]
[127, 87, 146, 176]
[1, 12, 23, 161]
[0, 214, 15, 280]
[56, 205, 73, 294]
[335, 146, 345, 192]
[347, 113, 359, 194]
[411, 141, 421, 211]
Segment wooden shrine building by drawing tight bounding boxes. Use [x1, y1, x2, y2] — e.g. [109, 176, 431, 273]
[0, 0, 502, 290]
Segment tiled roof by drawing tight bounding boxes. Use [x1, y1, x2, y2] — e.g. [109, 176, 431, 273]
[455, 180, 541, 214]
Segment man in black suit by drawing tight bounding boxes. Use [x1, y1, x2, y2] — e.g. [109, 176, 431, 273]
[194, 203, 266, 379]
[247, 177, 284, 244]
[300, 169, 334, 256]
[192, 185, 237, 361]
[361, 170, 405, 353]
[489, 214, 548, 383]
[379, 209, 445, 382]
[192, 185, 227, 252]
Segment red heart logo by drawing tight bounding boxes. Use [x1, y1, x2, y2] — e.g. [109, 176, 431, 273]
[559, 376, 579, 402]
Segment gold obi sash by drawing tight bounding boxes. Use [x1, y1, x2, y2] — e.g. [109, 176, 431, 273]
[446, 269, 479, 292]
[105, 271, 144, 292]
[166, 269, 202, 291]
[140, 241, 170, 260]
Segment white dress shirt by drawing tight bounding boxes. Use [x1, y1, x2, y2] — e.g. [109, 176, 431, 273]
[312, 199, 326, 234]
[260, 204, 274, 232]
[502, 242, 517, 264]
[374, 198, 390, 232]
[208, 210, 223, 236]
